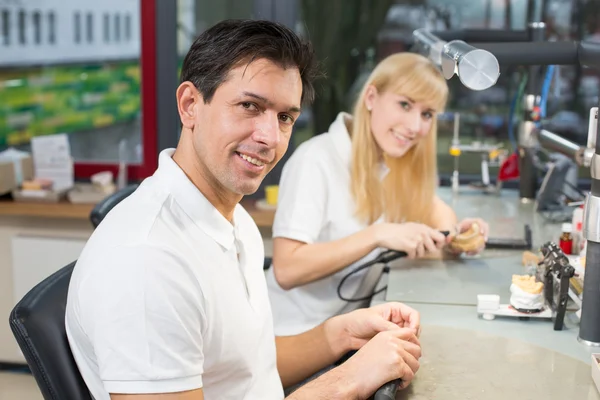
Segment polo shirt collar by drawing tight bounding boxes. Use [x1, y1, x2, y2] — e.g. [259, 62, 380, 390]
[154, 148, 239, 250]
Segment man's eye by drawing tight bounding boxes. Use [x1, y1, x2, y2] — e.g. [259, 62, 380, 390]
[279, 114, 294, 124]
[241, 102, 258, 111]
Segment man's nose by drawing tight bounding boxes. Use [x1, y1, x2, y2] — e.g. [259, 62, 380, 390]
[253, 113, 281, 147]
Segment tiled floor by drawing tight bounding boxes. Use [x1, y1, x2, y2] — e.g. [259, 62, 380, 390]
[0, 371, 42, 400]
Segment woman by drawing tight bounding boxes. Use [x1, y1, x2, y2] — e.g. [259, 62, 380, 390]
[265, 52, 489, 336]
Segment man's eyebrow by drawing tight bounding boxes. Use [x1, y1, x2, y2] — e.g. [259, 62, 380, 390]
[242, 91, 272, 105]
[241, 91, 301, 114]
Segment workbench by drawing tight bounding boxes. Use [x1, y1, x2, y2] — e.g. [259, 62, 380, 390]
[369, 187, 600, 398]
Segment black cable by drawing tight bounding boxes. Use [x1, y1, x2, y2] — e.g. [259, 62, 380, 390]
[562, 180, 587, 198]
[336, 250, 406, 302]
[337, 231, 452, 302]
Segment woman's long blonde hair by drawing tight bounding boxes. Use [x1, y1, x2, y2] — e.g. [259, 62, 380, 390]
[350, 52, 448, 226]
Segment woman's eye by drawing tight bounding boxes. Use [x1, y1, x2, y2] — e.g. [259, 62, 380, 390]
[422, 112, 433, 120]
[399, 101, 411, 110]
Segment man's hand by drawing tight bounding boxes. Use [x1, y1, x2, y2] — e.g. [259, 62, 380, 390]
[325, 302, 421, 355]
[336, 329, 421, 397]
[288, 303, 421, 399]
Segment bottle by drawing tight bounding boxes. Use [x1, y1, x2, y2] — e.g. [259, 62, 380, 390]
[559, 223, 573, 255]
[572, 204, 585, 254]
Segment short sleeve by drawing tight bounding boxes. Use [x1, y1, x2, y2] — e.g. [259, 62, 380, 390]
[272, 143, 329, 244]
[78, 244, 206, 394]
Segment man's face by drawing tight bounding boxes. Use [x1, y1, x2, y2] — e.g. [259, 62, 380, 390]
[185, 58, 303, 198]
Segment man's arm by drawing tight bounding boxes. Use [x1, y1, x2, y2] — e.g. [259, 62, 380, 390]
[275, 317, 349, 389]
[284, 328, 421, 400]
[77, 245, 206, 398]
[284, 368, 357, 400]
[111, 389, 204, 400]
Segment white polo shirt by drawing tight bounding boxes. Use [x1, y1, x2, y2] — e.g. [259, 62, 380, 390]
[65, 149, 283, 400]
[265, 112, 386, 336]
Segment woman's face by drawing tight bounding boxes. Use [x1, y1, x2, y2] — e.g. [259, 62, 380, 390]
[364, 86, 436, 158]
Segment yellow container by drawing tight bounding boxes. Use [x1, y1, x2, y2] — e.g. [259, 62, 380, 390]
[449, 147, 461, 156]
[265, 185, 279, 205]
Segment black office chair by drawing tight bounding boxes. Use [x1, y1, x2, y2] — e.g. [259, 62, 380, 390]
[90, 184, 139, 228]
[9, 261, 93, 400]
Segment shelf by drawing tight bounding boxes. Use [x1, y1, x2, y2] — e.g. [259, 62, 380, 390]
[0, 198, 275, 228]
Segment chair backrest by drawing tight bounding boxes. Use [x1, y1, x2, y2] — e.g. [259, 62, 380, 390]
[9, 261, 93, 400]
[89, 184, 139, 228]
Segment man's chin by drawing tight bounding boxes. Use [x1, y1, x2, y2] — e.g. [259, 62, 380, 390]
[232, 181, 263, 197]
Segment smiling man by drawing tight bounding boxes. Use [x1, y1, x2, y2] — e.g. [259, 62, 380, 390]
[65, 19, 422, 400]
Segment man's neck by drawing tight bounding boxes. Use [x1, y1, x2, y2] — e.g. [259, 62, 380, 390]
[172, 145, 240, 223]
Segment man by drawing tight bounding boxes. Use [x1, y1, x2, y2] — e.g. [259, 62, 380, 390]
[65, 19, 421, 400]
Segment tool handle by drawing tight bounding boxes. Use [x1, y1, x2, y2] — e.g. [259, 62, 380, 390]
[374, 379, 401, 400]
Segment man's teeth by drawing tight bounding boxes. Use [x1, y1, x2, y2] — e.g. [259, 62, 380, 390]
[239, 153, 265, 166]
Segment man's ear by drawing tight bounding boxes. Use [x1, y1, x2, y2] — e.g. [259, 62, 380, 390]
[177, 81, 200, 129]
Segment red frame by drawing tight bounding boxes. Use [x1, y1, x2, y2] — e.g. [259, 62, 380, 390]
[74, 0, 158, 181]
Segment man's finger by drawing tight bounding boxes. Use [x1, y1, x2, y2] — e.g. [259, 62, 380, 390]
[387, 328, 420, 346]
[399, 363, 415, 388]
[397, 304, 420, 330]
[370, 317, 407, 334]
[377, 302, 421, 331]
[400, 340, 422, 360]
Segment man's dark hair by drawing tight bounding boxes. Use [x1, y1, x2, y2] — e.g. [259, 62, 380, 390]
[180, 19, 319, 105]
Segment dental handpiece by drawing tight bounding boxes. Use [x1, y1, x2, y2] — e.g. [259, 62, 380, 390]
[374, 379, 401, 400]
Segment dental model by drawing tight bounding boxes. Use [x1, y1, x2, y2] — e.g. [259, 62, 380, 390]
[510, 275, 545, 312]
[448, 223, 486, 253]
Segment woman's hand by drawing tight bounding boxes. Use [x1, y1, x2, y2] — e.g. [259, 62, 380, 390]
[446, 218, 489, 256]
[372, 222, 447, 258]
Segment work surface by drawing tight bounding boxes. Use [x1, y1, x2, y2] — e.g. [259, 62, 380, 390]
[385, 186, 565, 306]
[396, 325, 599, 400]
[370, 187, 600, 398]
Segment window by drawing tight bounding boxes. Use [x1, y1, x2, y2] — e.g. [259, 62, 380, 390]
[1, 10, 9, 45]
[103, 13, 109, 42]
[48, 11, 55, 44]
[86, 12, 93, 42]
[115, 14, 121, 42]
[18, 9, 25, 44]
[125, 14, 131, 41]
[0, 0, 146, 182]
[74, 12, 81, 43]
[32, 11, 41, 44]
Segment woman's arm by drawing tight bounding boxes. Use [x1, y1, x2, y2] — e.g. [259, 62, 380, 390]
[272, 222, 447, 290]
[430, 195, 458, 232]
[271, 226, 380, 290]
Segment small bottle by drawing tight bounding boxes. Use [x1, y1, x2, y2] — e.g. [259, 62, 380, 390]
[572, 205, 584, 254]
[559, 223, 573, 255]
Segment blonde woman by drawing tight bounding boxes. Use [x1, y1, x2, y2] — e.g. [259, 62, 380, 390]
[265, 52, 489, 336]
